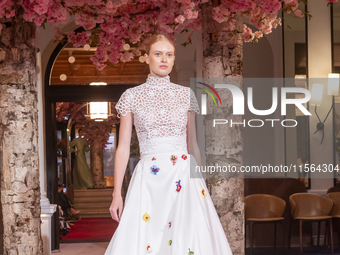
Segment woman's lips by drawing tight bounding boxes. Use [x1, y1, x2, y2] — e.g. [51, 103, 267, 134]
[160, 65, 168, 68]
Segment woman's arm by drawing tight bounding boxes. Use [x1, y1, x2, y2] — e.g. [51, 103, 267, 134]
[113, 112, 133, 197]
[110, 111, 133, 221]
[187, 111, 202, 167]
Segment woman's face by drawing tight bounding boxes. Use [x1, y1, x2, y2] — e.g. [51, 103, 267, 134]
[144, 40, 175, 78]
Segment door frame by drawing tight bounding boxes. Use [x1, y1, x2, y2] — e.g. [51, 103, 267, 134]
[44, 35, 135, 250]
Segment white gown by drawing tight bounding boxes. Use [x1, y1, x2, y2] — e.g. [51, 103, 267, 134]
[104, 75, 233, 255]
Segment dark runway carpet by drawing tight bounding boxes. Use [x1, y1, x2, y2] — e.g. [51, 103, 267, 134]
[60, 217, 118, 243]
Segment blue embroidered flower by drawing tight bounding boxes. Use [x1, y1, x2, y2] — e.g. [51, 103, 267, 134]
[150, 165, 160, 175]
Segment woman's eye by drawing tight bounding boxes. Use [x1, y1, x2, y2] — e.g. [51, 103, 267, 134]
[168, 54, 172, 57]
[155, 53, 160, 56]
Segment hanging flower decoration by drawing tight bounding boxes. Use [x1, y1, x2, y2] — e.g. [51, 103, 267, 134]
[201, 188, 207, 197]
[181, 154, 187, 160]
[0, 0, 324, 70]
[170, 155, 178, 166]
[176, 180, 182, 192]
[150, 165, 160, 175]
[142, 213, 150, 222]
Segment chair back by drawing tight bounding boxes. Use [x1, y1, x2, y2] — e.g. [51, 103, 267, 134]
[245, 194, 286, 219]
[289, 193, 333, 218]
[327, 192, 340, 216]
[327, 186, 340, 194]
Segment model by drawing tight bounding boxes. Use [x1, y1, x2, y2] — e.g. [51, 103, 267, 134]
[104, 34, 233, 255]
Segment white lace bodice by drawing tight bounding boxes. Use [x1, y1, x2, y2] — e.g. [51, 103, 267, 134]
[115, 75, 200, 156]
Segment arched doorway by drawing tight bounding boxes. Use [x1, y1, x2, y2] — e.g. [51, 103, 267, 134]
[44, 27, 149, 250]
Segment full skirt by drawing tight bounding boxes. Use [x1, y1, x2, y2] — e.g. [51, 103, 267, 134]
[104, 145, 233, 255]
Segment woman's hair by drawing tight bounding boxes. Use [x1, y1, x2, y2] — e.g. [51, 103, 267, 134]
[78, 129, 83, 133]
[145, 34, 175, 55]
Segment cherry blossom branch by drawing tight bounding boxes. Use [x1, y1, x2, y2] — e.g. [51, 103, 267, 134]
[0, 0, 337, 69]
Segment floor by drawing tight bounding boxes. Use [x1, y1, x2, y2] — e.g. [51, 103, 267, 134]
[51, 242, 109, 255]
[246, 246, 340, 254]
[51, 243, 340, 255]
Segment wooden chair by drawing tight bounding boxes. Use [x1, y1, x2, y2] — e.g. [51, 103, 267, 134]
[325, 192, 340, 249]
[327, 186, 340, 194]
[245, 194, 286, 255]
[289, 193, 334, 254]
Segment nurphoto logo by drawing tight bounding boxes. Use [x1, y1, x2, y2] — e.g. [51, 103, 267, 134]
[197, 80, 312, 128]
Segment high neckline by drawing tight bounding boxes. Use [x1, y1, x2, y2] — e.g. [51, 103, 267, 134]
[146, 75, 171, 86]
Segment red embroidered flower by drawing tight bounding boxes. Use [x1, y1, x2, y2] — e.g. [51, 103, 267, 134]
[176, 180, 182, 192]
[181, 154, 187, 160]
[152, 157, 156, 161]
[170, 155, 178, 165]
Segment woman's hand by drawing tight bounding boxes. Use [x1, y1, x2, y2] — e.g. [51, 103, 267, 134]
[109, 194, 123, 222]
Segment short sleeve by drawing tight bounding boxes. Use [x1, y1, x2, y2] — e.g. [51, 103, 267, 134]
[188, 88, 200, 114]
[115, 89, 133, 118]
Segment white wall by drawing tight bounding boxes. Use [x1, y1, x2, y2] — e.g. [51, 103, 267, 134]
[243, 21, 285, 170]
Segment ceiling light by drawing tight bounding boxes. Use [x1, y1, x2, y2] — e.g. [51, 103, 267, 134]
[84, 44, 91, 51]
[90, 82, 107, 86]
[60, 74, 67, 81]
[123, 44, 130, 51]
[68, 56, 75, 63]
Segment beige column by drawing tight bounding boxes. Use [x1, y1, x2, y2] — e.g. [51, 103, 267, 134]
[307, 0, 334, 194]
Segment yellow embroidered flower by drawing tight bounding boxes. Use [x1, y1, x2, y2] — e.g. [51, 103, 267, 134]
[143, 213, 150, 222]
[168, 240, 172, 246]
[201, 188, 207, 197]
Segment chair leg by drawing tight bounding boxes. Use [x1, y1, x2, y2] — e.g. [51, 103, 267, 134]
[317, 221, 321, 246]
[245, 222, 247, 254]
[310, 222, 314, 246]
[274, 222, 277, 251]
[250, 222, 253, 255]
[324, 221, 329, 247]
[300, 219, 303, 254]
[330, 218, 334, 253]
[281, 221, 286, 249]
[288, 221, 292, 250]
